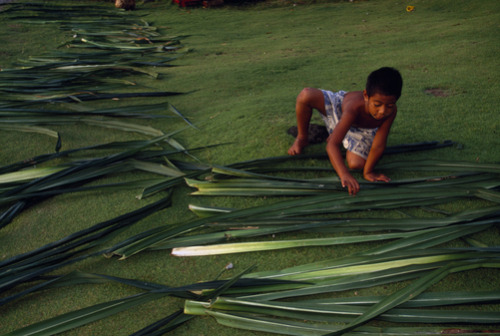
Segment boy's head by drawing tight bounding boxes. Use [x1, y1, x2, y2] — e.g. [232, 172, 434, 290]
[365, 67, 403, 100]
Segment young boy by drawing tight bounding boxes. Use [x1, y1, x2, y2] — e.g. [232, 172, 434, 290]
[288, 67, 403, 196]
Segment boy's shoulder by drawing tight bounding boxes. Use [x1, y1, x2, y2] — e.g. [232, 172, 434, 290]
[343, 90, 364, 101]
[342, 91, 365, 113]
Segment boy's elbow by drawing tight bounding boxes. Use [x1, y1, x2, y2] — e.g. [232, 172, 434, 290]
[325, 136, 335, 150]
[325, 138, 341, 156]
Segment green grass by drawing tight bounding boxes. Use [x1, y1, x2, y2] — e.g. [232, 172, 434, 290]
[0, 0, 499, 335]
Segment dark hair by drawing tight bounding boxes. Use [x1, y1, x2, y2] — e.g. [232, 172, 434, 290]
[365, 67, 403, 99]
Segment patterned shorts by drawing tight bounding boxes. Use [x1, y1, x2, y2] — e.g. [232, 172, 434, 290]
[320, 90, 378, 160]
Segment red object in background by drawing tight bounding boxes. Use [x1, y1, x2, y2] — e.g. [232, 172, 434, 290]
[172, 0, 202, 7]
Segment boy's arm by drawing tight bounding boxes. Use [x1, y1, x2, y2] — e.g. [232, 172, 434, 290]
[326, 110, 360, 195]
[363, 111, 397, 182]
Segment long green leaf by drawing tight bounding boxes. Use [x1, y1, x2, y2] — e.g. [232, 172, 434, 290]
[325, 261, 500, 336]
[0, 124, 59, 138]
[206, 296, 500, 324]
[0, 167, 64, 184]
[205, 310, 500, 336]
[171, 230, 425, 257]
[2, 292, 168, 336]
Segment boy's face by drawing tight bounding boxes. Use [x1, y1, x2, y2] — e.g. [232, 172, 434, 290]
[363, 91, 398, 120]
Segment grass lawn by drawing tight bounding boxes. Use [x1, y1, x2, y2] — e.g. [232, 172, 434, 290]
[0, 0, 499, 335]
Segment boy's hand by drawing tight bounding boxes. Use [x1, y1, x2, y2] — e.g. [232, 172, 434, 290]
[364, 171, 391, 183]
[341, 173, 360, 195]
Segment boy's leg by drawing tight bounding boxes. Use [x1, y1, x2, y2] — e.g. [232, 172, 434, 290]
[288, 88, 326, 155]
[346, 151, 366, 170]
[343, 127, 375, 170]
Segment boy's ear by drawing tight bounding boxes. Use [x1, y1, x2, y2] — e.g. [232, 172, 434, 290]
[363, 90, 369, 102]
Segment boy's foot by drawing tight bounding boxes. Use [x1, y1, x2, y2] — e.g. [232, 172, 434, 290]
[288, 137, 308, 155]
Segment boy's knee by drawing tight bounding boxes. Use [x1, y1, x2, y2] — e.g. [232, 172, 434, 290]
[297, 87, 324, 112]
[348, 162, 365, 170]
[297, 87, 316, 103]
[346, 154, 366, 170]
